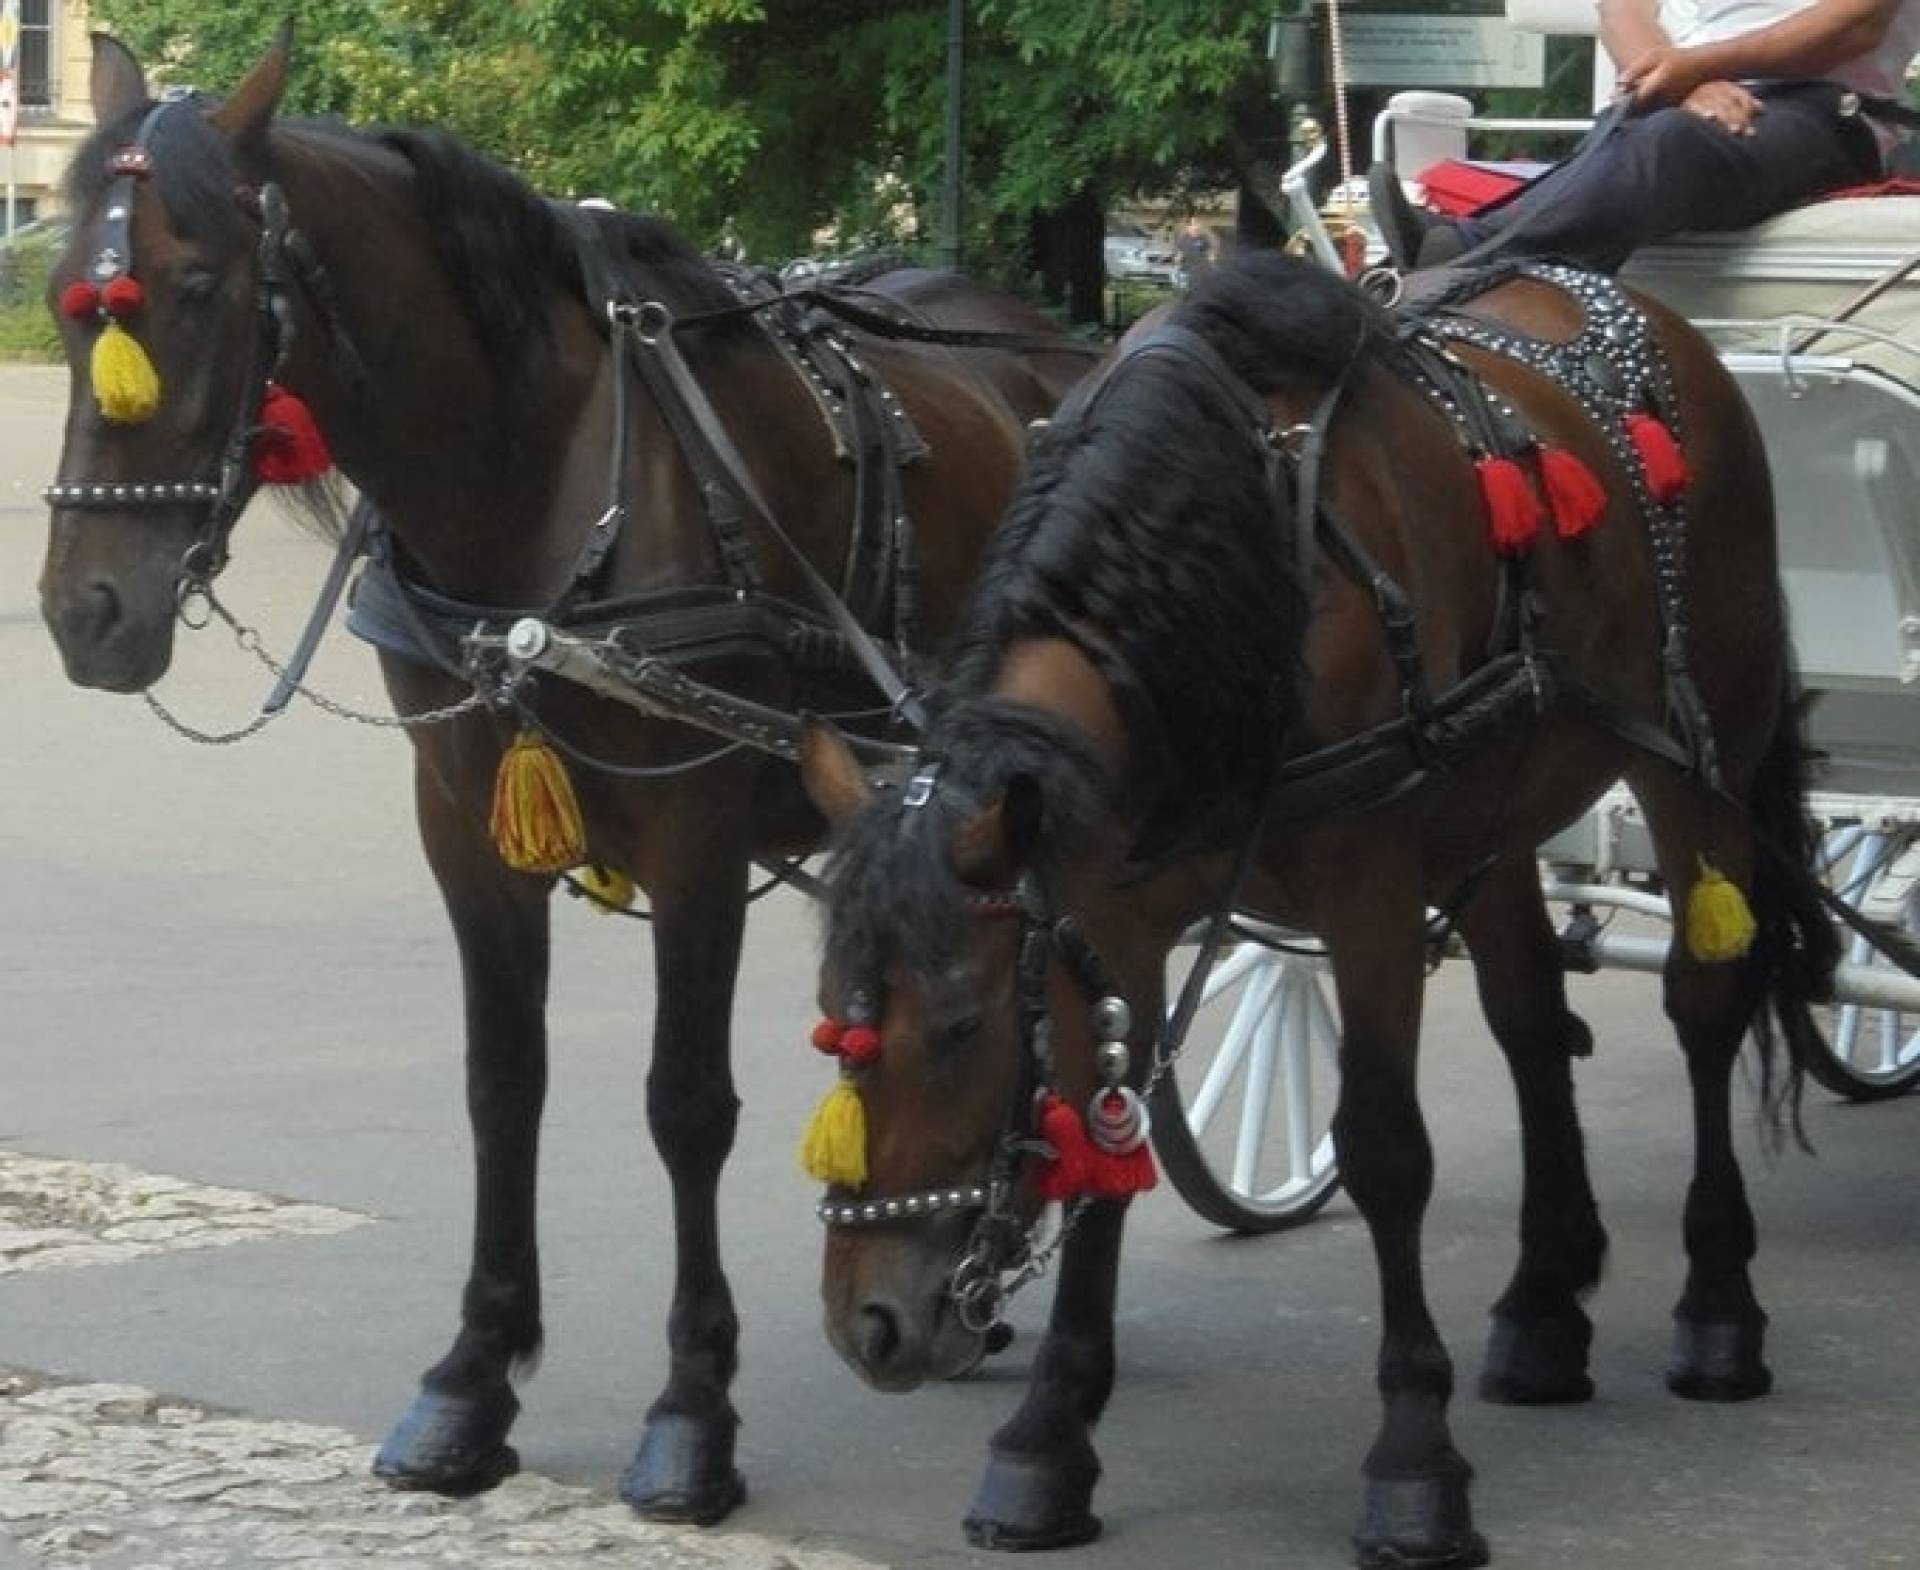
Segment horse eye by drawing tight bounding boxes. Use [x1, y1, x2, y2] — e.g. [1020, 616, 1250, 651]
[177, 270, 220, 305]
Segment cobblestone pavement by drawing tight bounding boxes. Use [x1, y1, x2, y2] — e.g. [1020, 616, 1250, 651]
[0, 1369, 881, 1570]
[0, 1153, 367, 1278]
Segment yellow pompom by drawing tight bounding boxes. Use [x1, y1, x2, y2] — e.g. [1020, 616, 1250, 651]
[575, 864, 636, 912]
[1686, 856, 1756, 963]
[91, 320, 161, 424]
[799, 1078, 867, 1189]
[488, 730, 586, 873]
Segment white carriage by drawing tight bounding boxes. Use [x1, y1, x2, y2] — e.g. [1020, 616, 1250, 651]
[1150, 20, 1920, 1232]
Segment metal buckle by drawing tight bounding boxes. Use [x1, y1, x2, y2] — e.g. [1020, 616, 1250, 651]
[902, 764, 939, 808]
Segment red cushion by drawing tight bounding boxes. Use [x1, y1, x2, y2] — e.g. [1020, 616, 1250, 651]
[1414, 160, 1529, 216]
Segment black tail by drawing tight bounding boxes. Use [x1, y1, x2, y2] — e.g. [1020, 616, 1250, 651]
[1744, 662, 1841, 1142]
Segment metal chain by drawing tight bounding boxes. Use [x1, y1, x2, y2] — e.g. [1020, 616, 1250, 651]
[144, 586, 490, 746]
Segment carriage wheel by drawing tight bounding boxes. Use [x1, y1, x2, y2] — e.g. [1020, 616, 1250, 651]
[1808, 825, 1920, 1101]
[1150, 930, 1343, 1234]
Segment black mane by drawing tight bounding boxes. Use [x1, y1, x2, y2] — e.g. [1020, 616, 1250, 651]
[824, 251, 1402, 986]
[943, 250, 1402, 838]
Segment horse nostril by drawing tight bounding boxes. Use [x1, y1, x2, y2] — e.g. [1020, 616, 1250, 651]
[856, 1302, 903, 1371]
[69, 577, 124, 643]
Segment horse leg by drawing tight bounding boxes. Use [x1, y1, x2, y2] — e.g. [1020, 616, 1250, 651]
[963, 1200, 1124, 1550]
[1458, 858, 1608, 1405]
[1635, 775, 1774, 1401]
[1328, 887, 1488, 1570]
[619, 849, 750, 1524]
[375, 763, 550, 1495]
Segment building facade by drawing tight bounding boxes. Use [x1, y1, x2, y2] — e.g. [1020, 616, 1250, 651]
[7, 2, 93, 229]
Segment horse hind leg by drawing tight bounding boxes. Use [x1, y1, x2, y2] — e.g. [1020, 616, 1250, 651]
[1631, 767, 1786, 1403]
[375, 762, 551, 1496]
[618, 842, 751, 1526]
[1458, 858, 1609, 1405]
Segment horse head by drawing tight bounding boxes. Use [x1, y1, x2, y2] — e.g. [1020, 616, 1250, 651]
[41, 30, 297, 691]
[801, 710, 1143, 1392]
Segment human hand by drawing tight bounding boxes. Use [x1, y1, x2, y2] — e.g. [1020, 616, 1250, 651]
[1616, 45, 1707, 109]
[1681, 79, 1764, 133]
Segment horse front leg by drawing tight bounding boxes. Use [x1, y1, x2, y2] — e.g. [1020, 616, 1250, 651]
[1458, 858, 1609, 1405]
[375, 747, 550, 1495]
[964, 1199, 1125, 1551]
[619, 842, 750, 1524]
[1328, 892, 1488, 1570]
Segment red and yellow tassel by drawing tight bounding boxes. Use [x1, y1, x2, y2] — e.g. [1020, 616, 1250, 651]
[1685, 857, 1756, 963]
[488, 730, 586, 874]
[799, 1079, 867, 1188]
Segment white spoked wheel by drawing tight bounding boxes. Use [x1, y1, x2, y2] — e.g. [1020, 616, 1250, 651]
[1150, 928, 1343, 1233]
[1811, 824, 1920, 1101]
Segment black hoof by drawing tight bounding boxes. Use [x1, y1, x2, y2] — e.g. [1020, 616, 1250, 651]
[620, 1412, 747, 1525]
[1479, 1310, 1595, 1405]
[373, 1384, 520, 1496]
[1668, 1317, 1772, 1401]
[964, 1448, 1102, 1551]
[1354, 1475, 1490, 1570]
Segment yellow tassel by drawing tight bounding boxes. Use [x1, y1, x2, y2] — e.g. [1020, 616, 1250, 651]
[799, 1078, 867, 1189]
[91, 321, 161, 424]
[575, 864, 636, 912]
[1686, 856, 1756, 963]
[488, 730, 587, 873]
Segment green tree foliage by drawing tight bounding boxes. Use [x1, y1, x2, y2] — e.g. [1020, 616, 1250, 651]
[85, 0, 1288, 310]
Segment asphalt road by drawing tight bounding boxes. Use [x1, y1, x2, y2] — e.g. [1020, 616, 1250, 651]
[5, 362, 1919, 1570]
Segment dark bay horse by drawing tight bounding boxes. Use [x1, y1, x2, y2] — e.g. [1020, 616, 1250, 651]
[801, 249, 1838, 1565]
[38, 31, 1089, 1520]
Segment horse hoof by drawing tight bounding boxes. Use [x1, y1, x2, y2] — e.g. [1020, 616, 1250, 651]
[1479, 1310, 1595, 1405]
[1354, 1475, 1490, 1570]
[620, 1413, 747, 1525]
[372, 1385, 520, 1495]
[963, 1448, 1102, 1551]
[1668, 1318, 1772, 1401]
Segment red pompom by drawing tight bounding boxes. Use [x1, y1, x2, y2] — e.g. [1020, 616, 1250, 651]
[100, 274, 145, 319]
[810, 1018, 846, 1054]
[837, 1025, 882, 1066]
[1085, 1142, 1158, 1199]
[1476, 454, 1543, 556]
[251, 383, 334, 485]
[1537, 445, 1608, 539]
[59, 280, 100, 321]
[1623, 412, 1687, 504]
[1030, 1092, 1095, 1202]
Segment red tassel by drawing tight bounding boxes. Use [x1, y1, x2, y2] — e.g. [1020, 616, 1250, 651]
[252, 383, 334, 485]
[1538, 445, 1608, 539]
[1030, 1093, 1095, 1202]
[810, 1018, 846, 1054]
[1085, 1141, 1158, 1199]
[59, 280, 100, 320]
[1476, 454, 1543, 556]
[1623, 412, 1687, 504]
[100, 275, 145, 319]
[837, 1025, 882, 1067]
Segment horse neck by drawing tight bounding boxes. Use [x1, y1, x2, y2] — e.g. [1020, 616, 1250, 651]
[266, 129, 604, 601]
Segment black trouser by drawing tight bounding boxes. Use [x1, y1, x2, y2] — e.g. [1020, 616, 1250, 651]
[1452, 82, 1883, 272]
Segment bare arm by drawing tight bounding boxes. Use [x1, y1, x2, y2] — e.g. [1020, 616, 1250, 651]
[1619, 0, 1904, 107]
[1599, 0, 1674, 72]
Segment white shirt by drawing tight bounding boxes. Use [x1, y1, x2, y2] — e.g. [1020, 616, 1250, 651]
[1676, 0, 1920, 98]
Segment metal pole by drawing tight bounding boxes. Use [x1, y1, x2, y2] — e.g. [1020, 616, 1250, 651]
[942, 0, 964, 271]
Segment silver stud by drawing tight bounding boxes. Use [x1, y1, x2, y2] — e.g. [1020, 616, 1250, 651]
[860, 1203, 879, 1222]
[884, 1200, 901, 1217]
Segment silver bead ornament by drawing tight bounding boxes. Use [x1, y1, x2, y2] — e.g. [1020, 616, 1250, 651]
[1090, 994, 1131, 1042]
[1086, 1085, 1150, 1156]
[1096, 1038, 1131, 1087]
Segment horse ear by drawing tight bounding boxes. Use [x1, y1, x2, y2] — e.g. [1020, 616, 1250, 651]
[206, 20, 293, 143]
[89, 34, 148, 124]
[954, 773, 1045, 882]
[799, 716, 874, 825]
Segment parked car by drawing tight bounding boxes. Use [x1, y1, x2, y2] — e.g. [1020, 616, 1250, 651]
[1104, 219, 1179, 284]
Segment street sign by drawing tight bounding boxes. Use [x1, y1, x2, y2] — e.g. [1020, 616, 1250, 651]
[1340, 13, 1545, 89]
[0, 70, 16, 149]
[0, 0, 17, 73]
